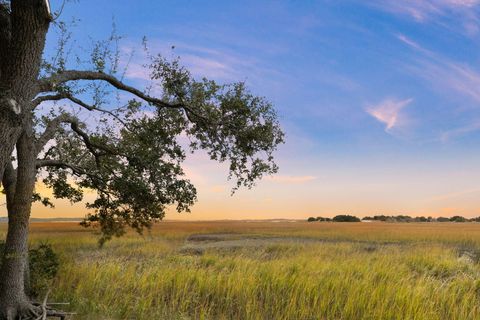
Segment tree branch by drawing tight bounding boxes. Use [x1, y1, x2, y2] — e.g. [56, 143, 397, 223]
[69, 120, 117, 162]
[35, 113, 76, 155]
[35, 158, 110, 195]
[31, 93, 64, 107]
[32, 92, 132, 129]
[37, 70, 178, 107]
[36, 70, 206, 120]
[35, 159, 86, 175]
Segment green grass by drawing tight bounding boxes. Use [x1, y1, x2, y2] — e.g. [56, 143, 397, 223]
[10, 221, 480, 319]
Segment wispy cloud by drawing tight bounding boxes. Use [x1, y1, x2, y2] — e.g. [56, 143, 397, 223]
[396, 34, 424, 51]
[266, 175, 317, 184]
[372, 0, 480, 20]
[440, 121, 480, 142]
[120, 44, 241, 82]
[120, 39, 284, 87]
[397, 33, 480, 95]
[371, 0, 480, 35]
[397, 33, 480, 141]
[366, 98, 413, 132]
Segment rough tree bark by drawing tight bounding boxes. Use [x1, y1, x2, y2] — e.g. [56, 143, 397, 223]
[0, 1, 51, 318]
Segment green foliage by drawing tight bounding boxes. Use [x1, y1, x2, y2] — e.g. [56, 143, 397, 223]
[38, 39, 284, 245]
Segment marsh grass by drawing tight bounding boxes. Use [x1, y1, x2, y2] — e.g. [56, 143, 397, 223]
[6, 221, 480, 319]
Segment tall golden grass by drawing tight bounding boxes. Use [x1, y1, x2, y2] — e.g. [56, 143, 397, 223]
[4, 221, 480, 319]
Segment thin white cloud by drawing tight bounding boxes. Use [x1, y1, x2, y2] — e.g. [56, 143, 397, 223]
[398, 34, 480, 104]
[120, 43, 240, 82]
[373, 0, 480, 20]
[266, 175, 317, 184]
[397, 33, 480, 141]
[120, 39, 283, 86]
[366, 98, 413, 131]
[440, 121, 480, 142]
[371, 0, 480, 35]
[396, 34, 424, 51]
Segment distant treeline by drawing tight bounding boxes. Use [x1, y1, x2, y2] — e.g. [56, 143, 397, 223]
[307, 215, 480, 223]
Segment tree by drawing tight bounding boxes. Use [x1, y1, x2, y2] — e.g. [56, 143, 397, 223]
[436, 217, 450, 222]
[449, 216, 466, 222]
[332, 215, 360, 222]
[0, 1, 284, 318]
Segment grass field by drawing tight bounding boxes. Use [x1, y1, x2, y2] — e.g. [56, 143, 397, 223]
[4, 221, 480, 319]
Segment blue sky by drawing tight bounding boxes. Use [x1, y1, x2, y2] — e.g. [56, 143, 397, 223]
[30, 0, 480, 219]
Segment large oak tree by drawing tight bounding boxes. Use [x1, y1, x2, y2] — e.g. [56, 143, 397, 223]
[0, 1, 284, 318]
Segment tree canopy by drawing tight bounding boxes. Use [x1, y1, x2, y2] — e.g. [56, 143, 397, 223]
[35, 46, 284, 244]
[1, 0, 285, 244]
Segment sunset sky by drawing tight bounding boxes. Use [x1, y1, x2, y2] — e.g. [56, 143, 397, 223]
[5, 0, 480, 220]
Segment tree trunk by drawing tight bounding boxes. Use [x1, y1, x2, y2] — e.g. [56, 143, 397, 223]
[0, 1, 51, 318]
[0, 117, 21, 184]
[0, 131, 37, 319]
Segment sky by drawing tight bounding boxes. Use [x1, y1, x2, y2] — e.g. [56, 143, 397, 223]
[13, 0, 480, 219]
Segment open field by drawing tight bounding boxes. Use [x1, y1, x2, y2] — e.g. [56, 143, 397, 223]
[3, 221, 480, 319]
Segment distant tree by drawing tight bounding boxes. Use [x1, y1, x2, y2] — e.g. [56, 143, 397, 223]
[315, 217, 330, 222]
[332, 215, 360, 222]
[436, 217, 450, 222]
[307, 217, 316, 222]
[0, 1, 284, 317]
[395, 215, 413, 222]
[362, 216, 373, 221]
[450, 216, 466, 222]
[413, 216, 427, 222]
[470, 217, 480, 222]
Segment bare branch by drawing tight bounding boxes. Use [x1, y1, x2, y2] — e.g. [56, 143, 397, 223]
[36, 70, 206, 120]
[37, 70, 176, 107]
[32, 92, 132, 129]
[31, 93, 64, 107]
